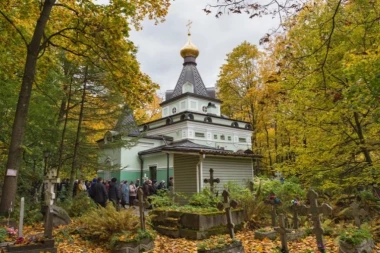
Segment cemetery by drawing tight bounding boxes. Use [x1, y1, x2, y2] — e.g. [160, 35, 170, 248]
[0, 174, 378, 253]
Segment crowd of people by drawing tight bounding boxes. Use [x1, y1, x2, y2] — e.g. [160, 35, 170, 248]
[57, 176, 174, 209]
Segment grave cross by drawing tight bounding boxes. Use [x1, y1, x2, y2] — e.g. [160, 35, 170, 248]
[217, 190, 238, 239]
[264, 193, 281, 227]
[290, 199, 301, 229]
[44, 169, 60, 206]
[350, 202, 368, 228]
[274, 214, 291, 253]
[204, 168, 220, 193]
[133, 188, 150, 231]
[43, 168, 60, 239]
[300, 189, 332, 253]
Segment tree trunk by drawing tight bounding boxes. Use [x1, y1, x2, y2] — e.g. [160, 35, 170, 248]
[69, 67, 88, 195]
[57, 81, 73, 176]
[0, 0, 56, 214]
[353, 112, 372, 165]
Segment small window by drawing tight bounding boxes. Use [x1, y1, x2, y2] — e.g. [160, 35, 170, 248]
[202, 106, 207, 112]
[220, 135, 225, 140]
[227, 136, 232, 141]
[172, 107, 177, 114]
[239, 138, 247, 143]
[195, 132, 205, 138]
[214, 135, 217, 139]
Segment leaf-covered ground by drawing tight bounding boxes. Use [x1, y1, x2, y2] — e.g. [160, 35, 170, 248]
[18, 224, 380, 253]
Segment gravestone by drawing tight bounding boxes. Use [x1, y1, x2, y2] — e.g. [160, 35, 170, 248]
[264, 192, 281, 227]
[204, 168, 220, 193]
[350, 202, 367, 228]
[274, 214, 290, 253]
[217, 190, 238, 239]
[51, 205, 71, 227]
[133, 188, 150, 231]
[299, 190, 332, 253]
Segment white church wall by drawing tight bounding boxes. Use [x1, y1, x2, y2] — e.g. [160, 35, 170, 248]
[98, 148, 121, 169]
[119, 138, 164, 171]
[202, 156, 253, 193]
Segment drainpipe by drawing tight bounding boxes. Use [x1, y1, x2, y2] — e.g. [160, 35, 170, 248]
[138, 154, 143, 186]
[166, 153, 170, 186]
[199, 152, 206, 190]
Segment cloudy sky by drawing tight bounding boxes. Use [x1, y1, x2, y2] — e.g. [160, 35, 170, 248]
[100, 0, 279, 97]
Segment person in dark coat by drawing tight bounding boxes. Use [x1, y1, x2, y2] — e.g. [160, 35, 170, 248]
[143, 180, 152, 198]
[72, 180, 78, 197]
[89, 178, 97, 198]
[108, 177, 121, 209]
[92, 177, 108, 207]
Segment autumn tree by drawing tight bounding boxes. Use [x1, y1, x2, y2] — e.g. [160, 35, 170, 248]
[268, 0, 380, 192]
[0, 0, 170, 213]
[217, 42, 262, 146]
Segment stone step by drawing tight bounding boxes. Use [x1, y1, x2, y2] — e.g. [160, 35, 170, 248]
[155, 225, 180, 238]
[164, 217, 180, 227]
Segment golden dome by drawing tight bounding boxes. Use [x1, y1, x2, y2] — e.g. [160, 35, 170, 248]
[180, 33, 199, 58]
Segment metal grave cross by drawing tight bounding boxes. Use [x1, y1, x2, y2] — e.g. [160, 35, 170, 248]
[299, 189, 332, 253]
[264, 193, 282, 227]
[350, 201, 368, 228]
[274, 214, 291, 253]
[133, 188, 150, 231]
[204, 168, 220, 193]
[217, 190, 238, 239]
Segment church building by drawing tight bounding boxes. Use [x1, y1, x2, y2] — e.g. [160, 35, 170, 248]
[97, 33, 260, 196]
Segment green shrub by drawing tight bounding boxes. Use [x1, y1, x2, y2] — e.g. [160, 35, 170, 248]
[188, 188, 219, 208]
[148, 189, 174, 207]
[59, 191, 96, 217]
[79, 203, 139, 244]
[340, 224, 372, 245]
[0, 228, 7, 242]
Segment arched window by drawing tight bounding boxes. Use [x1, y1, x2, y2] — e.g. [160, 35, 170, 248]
[204, 116, 212, 123]
[166, 117, 173, 125]
[143, 124, 149, 131]
[231, 121, 239, 128]
[245, 123, 252, 130]
[182, 82, 194, 93]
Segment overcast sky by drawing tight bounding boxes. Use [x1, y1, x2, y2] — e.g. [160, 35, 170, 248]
[99, 0, 279, 98]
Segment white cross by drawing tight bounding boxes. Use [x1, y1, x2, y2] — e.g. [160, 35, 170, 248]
[44, 169, 60, 206]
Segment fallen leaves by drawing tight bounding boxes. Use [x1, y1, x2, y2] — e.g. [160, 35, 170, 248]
[19, 222, 380, 253]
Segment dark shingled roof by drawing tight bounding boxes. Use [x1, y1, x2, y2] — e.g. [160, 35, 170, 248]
[138, 139, 220, 155]
[170, 63, 210, 100]
[114, 105, 140, 135]
[138, 139, 260, 158]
